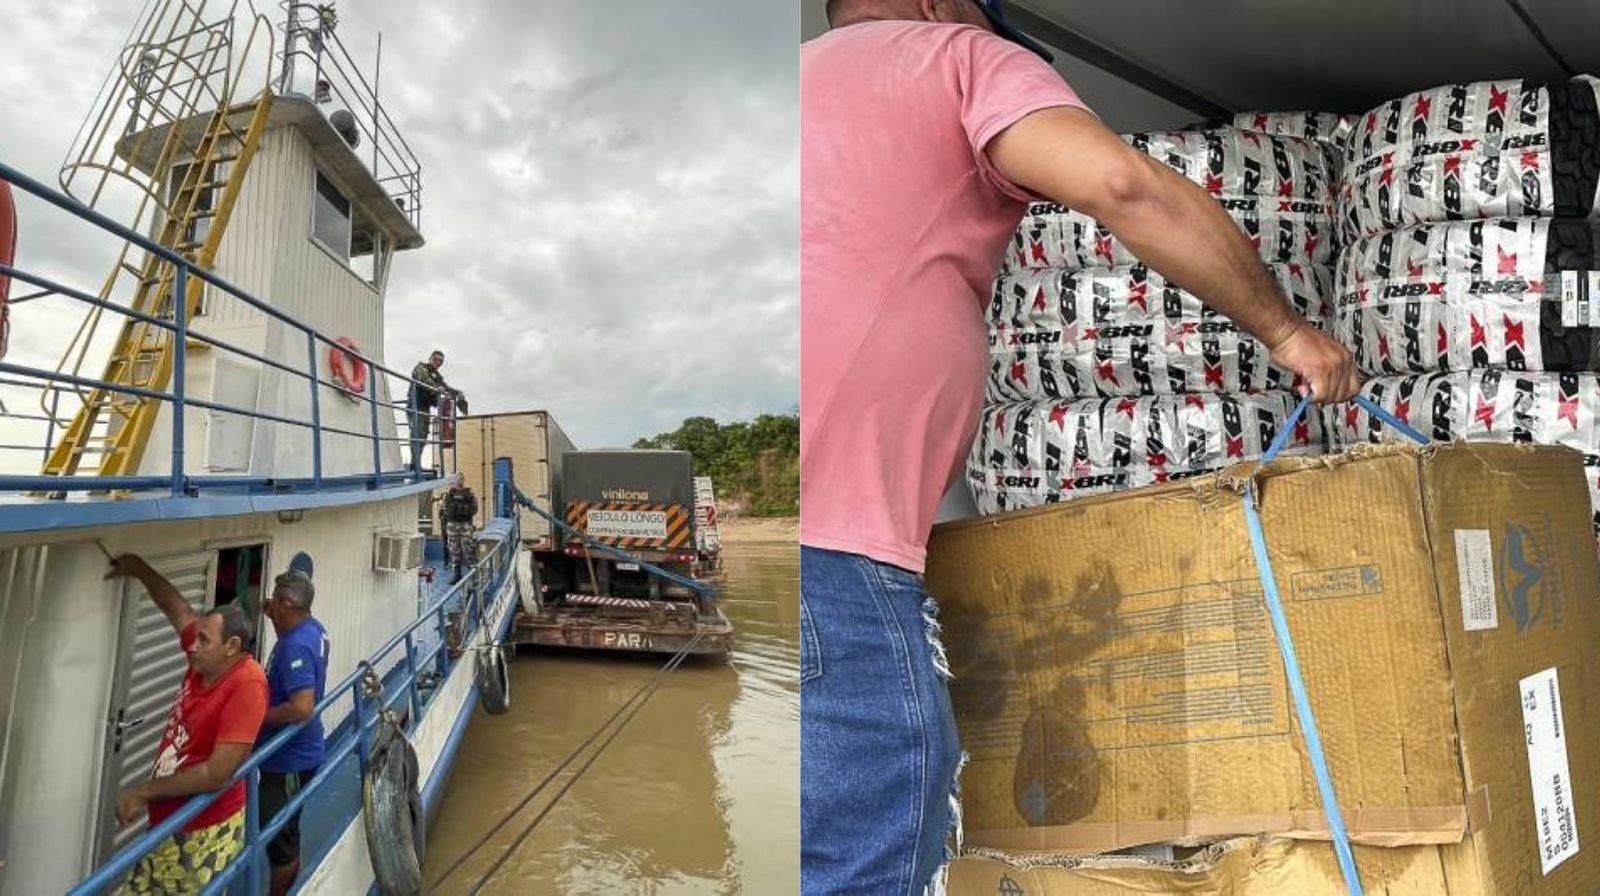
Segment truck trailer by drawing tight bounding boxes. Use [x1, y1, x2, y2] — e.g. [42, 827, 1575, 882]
[516, 449, 735, 656]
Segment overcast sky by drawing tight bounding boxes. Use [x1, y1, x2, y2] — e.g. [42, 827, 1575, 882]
[0, 0, 797, 451]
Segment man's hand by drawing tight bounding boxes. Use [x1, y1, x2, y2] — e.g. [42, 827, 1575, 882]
[116, 785, 148, 826]
[1269, 324, 1361, 403]
[103, 553, 151, 581]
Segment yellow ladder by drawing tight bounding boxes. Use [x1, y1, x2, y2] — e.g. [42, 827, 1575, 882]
[42, 94, 274, 479]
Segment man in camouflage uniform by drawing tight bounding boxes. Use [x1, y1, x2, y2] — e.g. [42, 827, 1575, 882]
[440, 473, 479, 582]
[407, 349, 458, 472]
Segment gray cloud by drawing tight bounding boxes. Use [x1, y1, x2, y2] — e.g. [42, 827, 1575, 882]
[0, 0, 797, 451]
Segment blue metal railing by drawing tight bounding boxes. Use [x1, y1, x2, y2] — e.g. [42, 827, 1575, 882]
[276, 2, 424, 229]
[0, 160, 452, 495]
[70, 515, 522, 895]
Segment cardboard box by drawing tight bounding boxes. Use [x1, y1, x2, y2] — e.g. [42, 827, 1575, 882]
[926, 443, 1600, 891]
[949, 838, 1481, 894]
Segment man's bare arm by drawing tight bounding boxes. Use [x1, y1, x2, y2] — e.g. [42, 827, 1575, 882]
[988, 106, 1359, 402]
[116, 741, 253, 825]
[105, 554, 196, 635]
[262, 689, 316, 728]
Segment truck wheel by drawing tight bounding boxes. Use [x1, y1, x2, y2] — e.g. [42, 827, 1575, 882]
[1004, 128, 1338, 273]
[969, 391, 1326, 514]
[1333, 218, 1600, 374]
[1337, 78, 1600, 243]
[988, 264, 1332, 401]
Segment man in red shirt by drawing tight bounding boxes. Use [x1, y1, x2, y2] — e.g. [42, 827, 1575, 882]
[107, 554, 269, 895]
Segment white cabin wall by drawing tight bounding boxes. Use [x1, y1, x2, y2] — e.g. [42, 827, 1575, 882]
[135, 124, 406, 481]
[0, 542, 125, 896]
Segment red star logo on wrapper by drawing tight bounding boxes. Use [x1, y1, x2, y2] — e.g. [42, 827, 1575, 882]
[1498, 248, 1518, 275]
[1094, 232, 1115, 264]
[1033, 285, 1048, 312]
[1294, 417, 1311, 444]
[1438, 324, 1449, 354]
[1394, 399, 1411, 423]
[1129, 280, 1148, 311]
[1186, 394, 1208, 411]
[1116, 398, 1138, 419]
[1305, 235, 1320, 257]
[1226, 435, 1245, 458]
[1083, 327, 1099, 340]
[1204, 364, 1225, 387]
[1010, 361, 1027, 383]
[1096, 360, 1118, 385]
[1558, 394, 1581, 430]
[1177, 321, 1198, 336]
[1288, 263, 1304, 281]
[1407, 259, 1425, 278]
[1378, 333, 1391, 358]
[1475, 397, 1496, 431]
[1489, 84, 1510, 114]
[1048, 404, 1069, 431]
[1415, 95, 1432, 120]
[1366, 111, 1378, 131]
[1205, 173, 1224, 194]
[1253, 112, 1270, 130]
[1277, 178, 1295, 198]
[1428, 281, 1445, 296]
[1149, 450, 1168, 468]
[1029, 240, 1047, 265]
[1505, 316, 1525, 348]
[1521, 151, 1540, 170]
[1444, 155, 1462, 177]
[1470, 315, 1487, 348]
[994, 412, 1007, 434]
[1345, 403, 1361, 431]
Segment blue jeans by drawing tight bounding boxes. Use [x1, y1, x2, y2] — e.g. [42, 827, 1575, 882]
[801, 546, 962, 895]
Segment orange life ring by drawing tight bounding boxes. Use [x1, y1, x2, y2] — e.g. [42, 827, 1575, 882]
[329, 336, 368, 394]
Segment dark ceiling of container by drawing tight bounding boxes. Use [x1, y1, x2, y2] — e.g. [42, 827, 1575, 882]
[800, 0, 1600, 132]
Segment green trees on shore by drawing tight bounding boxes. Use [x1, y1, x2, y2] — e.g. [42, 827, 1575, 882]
[633, 414, 798, 516]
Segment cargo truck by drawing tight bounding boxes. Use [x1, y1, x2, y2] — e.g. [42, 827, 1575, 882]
[515, 449, 735, 656]
[439, 410, 574, 550]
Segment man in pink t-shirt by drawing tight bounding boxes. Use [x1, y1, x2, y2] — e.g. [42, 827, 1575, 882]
[801, 1, 1358, 892]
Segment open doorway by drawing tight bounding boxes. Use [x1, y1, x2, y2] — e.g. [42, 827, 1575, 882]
[214, 544, 267, 653]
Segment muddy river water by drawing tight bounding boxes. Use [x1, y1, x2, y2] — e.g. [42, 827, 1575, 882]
[424, 538, 799, 894]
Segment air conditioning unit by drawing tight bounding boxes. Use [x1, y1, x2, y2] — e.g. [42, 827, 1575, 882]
[373, 531, 424, 572]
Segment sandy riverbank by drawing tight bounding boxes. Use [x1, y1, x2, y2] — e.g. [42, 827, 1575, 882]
[716, 515, 798, 543]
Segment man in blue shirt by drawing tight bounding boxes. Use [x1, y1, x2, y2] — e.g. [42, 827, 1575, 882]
[257, 555, 329, 896]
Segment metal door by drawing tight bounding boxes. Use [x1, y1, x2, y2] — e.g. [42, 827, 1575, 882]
[94, 551, 215, 863]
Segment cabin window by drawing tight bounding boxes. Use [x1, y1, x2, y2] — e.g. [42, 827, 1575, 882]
[312, 168, 390, 290]
[311, 170, 352, 259]
[350, 216, 391, 289]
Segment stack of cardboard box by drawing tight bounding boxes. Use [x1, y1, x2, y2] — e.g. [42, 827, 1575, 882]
[927, 442, 1599, 893]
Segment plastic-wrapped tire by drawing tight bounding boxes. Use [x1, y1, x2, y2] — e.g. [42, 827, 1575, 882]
[1234, 110, 1357, 149]
[1325, 370, 1600, 451]
[968, 391, 1326, 514]
[1333, 218, 1600, 374]
[988, 264, 1333, 400]
[1337, 78, 1600, 243]
[1004, 129, 1339, 272]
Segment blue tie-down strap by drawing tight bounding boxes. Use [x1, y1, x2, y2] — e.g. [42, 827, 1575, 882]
[1242, 393, 1429, 895]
